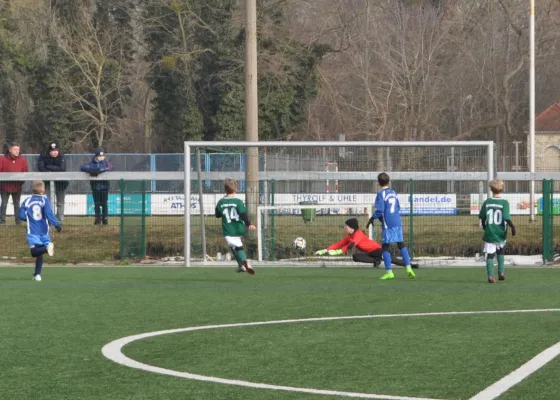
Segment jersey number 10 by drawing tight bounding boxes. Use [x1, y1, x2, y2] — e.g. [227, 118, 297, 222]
[486, 209, 503, 225]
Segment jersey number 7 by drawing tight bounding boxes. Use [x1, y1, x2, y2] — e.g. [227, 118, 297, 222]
[387, 197, 397, 214]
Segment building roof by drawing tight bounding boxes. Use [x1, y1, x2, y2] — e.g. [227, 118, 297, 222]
[536, 103, 560, 132]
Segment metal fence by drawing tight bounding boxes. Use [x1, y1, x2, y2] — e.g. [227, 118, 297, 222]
[11, 139, 555, 195]
[1, 141, 559, 264]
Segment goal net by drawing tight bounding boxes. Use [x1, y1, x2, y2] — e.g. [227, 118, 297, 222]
[257, 203, 374, 264]
[183, 141, 494, 267]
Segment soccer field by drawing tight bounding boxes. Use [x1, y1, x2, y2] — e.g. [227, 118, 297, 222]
[1, 266, 559, 400]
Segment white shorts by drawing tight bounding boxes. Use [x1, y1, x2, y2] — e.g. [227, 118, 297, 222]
[484, 242, 506, 254]
[225, 236, 243, 249]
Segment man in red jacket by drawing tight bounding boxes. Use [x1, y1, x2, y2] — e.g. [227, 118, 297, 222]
[0, 143, 29, 225]
[314, 218, 418, 268]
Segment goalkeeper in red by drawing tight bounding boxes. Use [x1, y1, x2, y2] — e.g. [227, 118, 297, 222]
[215, 178, 256, 275]
[479, 179, 516, 283]
[314, 218, 418, 268]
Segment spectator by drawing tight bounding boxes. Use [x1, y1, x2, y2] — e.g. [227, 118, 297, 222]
[80, 148, 112, 225]
[37, 142, 69, 223]
[0, 143, 29, 225]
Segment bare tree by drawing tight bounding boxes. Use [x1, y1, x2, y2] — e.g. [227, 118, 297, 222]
[51, 6, 136, 148]
[285, 0, 560, 155]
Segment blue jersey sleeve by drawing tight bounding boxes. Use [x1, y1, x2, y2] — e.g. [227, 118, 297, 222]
[374, 191, 384, 219]
[18, 199, 27, 221]
[43, 198, 59, 227]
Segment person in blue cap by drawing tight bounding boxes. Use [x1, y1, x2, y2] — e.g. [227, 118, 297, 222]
[80, 147, 112, 225]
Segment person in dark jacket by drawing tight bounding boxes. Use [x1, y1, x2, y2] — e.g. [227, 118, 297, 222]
[37, 142, 69, 222]
[0, 143, 29, 225]
[80, 147, 112, 225]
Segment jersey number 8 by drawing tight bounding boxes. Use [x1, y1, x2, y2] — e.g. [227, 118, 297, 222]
[32, 204, 43, 221]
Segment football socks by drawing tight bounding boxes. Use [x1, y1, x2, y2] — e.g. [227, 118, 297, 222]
[233, 248, 247, 267]
[497, 254, 505, 275]
[382, 251, 392, 269]
[486, 258, 495, 279]
[34, 255, 44, 277]
[400, 247, 411, 266]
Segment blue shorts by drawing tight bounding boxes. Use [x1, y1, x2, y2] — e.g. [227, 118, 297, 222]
[26, 234, 52, 248]
[382, 226, 404, 244]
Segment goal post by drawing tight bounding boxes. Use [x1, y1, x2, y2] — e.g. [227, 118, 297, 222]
[183, 141, 494, 266]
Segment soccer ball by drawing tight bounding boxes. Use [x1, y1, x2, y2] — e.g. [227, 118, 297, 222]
[293, 237, 306, 250]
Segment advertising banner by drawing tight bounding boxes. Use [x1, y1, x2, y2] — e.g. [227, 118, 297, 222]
[2, 194, 87, 216]
[150, 194, 222, 216]
[150, 193, 456, 216]
[470, 194, 550, 216]
[2, 192, 457, 216]
[86, 194, 151, 216]
[399, 194, 456, 215]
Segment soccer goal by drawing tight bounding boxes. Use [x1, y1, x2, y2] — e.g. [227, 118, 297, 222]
[183, 141, 494, 266]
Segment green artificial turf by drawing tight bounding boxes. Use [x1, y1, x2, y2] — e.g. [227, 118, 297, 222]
[1, 266, 559, 400]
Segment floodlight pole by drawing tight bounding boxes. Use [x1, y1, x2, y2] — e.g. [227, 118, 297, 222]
[245, 0, 259, 228]
[529, 0, 536, 223]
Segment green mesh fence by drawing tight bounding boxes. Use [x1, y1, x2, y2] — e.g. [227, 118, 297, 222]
[119, 180, 146, 260]
[255, 176, 546, 263]
[0, 145, 553, 263]
[0, 177, 186, 264]
[542, 179, 554, 263]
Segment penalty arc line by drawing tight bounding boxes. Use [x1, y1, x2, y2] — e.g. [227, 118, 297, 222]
[469, 341, 560, 400]
[102, 308, 560, 400]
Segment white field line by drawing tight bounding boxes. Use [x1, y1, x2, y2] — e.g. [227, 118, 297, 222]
[102, 309, 560, 400]
[469, 341, 560, 400]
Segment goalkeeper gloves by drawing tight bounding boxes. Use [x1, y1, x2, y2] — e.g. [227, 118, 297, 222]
[314, 249, 327, 256]
[366, 217, 375, 229]
[55, 224, 62, 233]
[328, 249, 343, 256]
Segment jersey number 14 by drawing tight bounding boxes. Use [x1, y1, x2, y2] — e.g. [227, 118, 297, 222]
[223, 207, 240, 223]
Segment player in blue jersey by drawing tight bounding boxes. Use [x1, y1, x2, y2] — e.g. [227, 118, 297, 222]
[18, 181, 62, 281]
[366, 172, 415, 280]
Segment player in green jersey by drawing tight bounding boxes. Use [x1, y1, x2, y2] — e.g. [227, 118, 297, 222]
[215, 179, 256, 275]
[479, 179, 516, 283]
